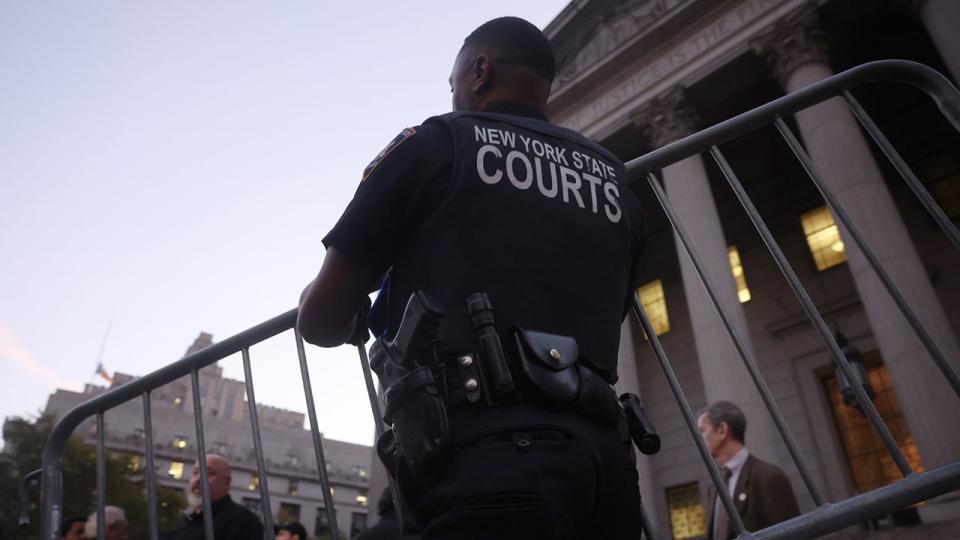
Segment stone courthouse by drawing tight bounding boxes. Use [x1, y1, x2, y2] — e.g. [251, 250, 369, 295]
[542, 0, 959, 537]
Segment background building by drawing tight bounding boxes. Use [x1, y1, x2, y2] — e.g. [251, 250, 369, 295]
[544, 0, 960, 538]
[44, 333, 373, 539]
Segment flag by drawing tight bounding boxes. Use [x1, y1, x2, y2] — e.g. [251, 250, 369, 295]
[95, 362, 114, 384]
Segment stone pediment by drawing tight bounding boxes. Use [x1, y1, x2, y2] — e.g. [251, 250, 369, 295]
[554, 0, 682, 87]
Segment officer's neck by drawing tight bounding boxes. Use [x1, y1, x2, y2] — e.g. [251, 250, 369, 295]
[480, 100, 548, 121]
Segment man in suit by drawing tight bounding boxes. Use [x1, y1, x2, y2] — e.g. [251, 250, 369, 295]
[698, 401, 800, 540]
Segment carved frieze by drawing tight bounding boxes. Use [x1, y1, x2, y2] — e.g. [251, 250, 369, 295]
[554, 0, 675, 87]
[556, 0, 794, 134]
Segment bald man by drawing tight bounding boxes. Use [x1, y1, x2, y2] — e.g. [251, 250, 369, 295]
[161, 454, 264, 540]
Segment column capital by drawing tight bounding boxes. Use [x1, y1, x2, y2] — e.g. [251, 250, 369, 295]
[630, 86, 700, 148]
[750, 3, 829, 85]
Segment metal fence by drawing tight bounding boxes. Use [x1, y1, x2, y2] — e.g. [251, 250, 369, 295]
[19, 59, 960, 540]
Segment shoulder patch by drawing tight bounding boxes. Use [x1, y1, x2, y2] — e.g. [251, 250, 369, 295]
[361, 127, 417, 182]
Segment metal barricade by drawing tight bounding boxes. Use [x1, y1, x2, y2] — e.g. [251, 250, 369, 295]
[21, 311, 355, 540]
[19, 59, 960, 540]
[626, 59, 960, 540]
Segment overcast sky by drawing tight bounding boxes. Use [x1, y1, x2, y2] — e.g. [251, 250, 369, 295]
[0, 1, 568, 447]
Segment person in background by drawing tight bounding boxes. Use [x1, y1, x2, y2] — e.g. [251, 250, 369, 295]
[352, 487, 400, 540]
[61, 516, 87, 540]
[83, 506, 128, 540]
[161, 454, 263, 540]
[274, 521, 308, 540]
[698, 401, 800, 539]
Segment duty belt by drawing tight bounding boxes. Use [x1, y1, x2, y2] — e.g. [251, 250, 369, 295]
[369, 291, 660, 477]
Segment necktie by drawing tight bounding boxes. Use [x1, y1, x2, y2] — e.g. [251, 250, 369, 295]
[713, 466, 733, 540]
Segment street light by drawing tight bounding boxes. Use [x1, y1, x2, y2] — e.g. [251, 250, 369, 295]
[834, 332, 876, 411]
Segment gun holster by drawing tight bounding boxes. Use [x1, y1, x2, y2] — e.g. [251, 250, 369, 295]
[370, 292, 450, 476]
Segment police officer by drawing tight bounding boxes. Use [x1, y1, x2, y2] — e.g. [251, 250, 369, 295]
[298, 16, 646, 539]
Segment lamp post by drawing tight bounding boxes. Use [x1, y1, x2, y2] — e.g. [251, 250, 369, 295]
[835, 332, 876, 411]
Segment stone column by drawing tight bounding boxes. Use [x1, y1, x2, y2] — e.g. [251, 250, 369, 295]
[752, 3, 960, 496]
[913, 0, 960, 83]
[616, 316, 660, 536]
[631, 90, 784, 469]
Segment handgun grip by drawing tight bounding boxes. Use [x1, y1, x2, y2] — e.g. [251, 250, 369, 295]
[387, 291, 445, 358]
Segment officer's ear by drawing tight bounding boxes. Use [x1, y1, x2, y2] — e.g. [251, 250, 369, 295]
[471, 54, 493, 94]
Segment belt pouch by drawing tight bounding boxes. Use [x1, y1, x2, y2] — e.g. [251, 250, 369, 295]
[513, 329, 580, 403]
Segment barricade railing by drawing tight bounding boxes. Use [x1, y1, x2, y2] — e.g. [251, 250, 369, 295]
[625, 59, 960, 540]
[19, 60, 960, 540]
[23, 310, 349, 540]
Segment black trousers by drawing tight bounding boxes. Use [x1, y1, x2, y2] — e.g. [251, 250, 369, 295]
[395, 401, 645, 539]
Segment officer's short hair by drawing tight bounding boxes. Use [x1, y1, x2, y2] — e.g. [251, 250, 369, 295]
[703, 401, 747, 444]
[463, 16, 556, 83]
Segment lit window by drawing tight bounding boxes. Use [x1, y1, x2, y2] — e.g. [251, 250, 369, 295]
[666, 483, 706, 539]
[727, 246, 751, 303]
[173, 436, 188, 450]
[288, 479, 299, 496]
[353, 465, 367, 479]
[248, 474, 260, 491]
[823, 362, 925, 493]
[356, 495, 368, 506]
[801, 206, 847, 270]
[127, 455, 142, 473]
[637, 279, 669, 337]
[168, 461, 184, 480]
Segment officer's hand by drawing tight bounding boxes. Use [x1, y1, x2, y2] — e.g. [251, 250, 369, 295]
[348, 297, 372, 346]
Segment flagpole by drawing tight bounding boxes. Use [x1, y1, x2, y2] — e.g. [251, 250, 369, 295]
[93, 315, 114, 383]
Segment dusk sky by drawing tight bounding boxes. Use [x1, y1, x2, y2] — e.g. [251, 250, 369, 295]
[0, 1, 567, 446]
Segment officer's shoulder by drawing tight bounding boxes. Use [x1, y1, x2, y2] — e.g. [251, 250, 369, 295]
[361, 119, 450, 180]
[378, 118, 450, 147]
[378, 116, 453, 153]
[415, 114, 458, 136]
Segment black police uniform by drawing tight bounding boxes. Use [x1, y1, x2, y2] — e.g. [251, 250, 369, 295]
[325, 102, 646, 539]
